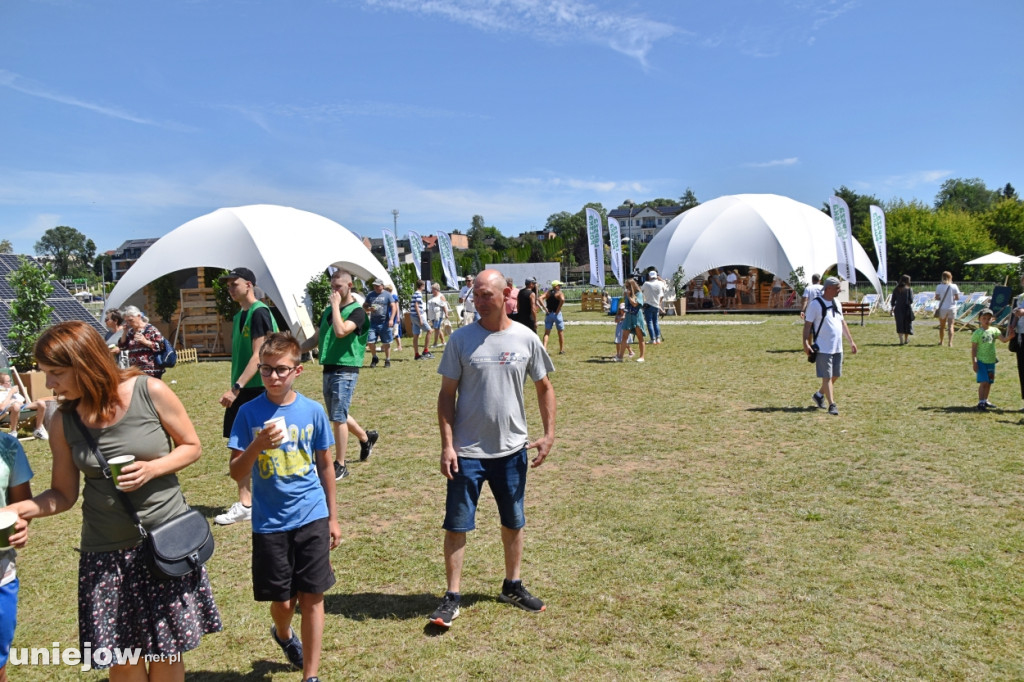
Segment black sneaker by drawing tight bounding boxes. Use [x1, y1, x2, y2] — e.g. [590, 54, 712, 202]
[984, 400, 998, 409]
[422, 351, 434, 359]
[360, 430, 379, 461]
[370, 356, 379, 368]
[977, 402, 989, 411]
[384, 359, 391, 368]
[334, 461, 349, 480]
[828, 403, 839, 416]
[498, 579, 545, 613]
[428, 592, 461, 628]
[271, 625, 303, 670]
[812, 392, 825, 409]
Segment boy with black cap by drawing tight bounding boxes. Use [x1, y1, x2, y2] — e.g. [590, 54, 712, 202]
[216, 266, 278, 525]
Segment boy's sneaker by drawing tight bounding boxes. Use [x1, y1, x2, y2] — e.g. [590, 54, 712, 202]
[214, 502, 251, 525]
[360, 430, 379, 461]
[334, 462, 349, 480]
[812, 392, 826, 409]
[428, 592, 461, 628]
[984, 400, 998, 409]
[498, 579, 546, 613]
[828, 403, 839, 416]
[33, 426, 49, 440]
[422, 351, 435, 359]
[370, 356, 379, 368]
[977, 401, 988, 411]
[271, 625, 303, 670]
[384, 359, 391, 368]
[414, 354, 423, 361]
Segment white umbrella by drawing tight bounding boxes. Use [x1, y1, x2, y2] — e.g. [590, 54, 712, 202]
[964, 250, 1021, 265]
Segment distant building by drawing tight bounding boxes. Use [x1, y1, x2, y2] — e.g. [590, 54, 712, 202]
[607, 205, 687, 244]
[110, 238, 159, 281]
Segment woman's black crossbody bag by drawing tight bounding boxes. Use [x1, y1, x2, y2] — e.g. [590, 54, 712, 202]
[71, 411, 214, 580]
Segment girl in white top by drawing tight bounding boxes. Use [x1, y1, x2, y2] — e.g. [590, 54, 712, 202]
[934, 270, 962, 347]
[427, 284, 451, 348]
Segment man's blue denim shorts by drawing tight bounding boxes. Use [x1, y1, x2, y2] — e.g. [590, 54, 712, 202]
[368, 323, 393, 344]
[323, 369, 358, 423]
[443, 449, 528, 532]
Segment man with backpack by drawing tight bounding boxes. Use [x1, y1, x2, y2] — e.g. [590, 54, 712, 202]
[803, 277, 858, 416]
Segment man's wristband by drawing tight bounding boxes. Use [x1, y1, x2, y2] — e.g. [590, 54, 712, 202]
[232, 382, 241, 392]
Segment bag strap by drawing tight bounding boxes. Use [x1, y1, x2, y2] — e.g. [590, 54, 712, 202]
[69, 410, 147, 537]
[811, 297, 833, 342]
[939, 285, 951, 307]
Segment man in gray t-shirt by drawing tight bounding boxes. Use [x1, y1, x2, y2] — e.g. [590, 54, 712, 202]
[428, 269, 556, 629]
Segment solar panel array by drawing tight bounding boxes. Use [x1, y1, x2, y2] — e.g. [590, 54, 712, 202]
[0, 254, 106, 358]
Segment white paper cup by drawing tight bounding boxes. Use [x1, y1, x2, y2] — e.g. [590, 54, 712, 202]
[0, 510, 18, 550]
[264, 417, 287, 444]
[108, 455, 136, 488]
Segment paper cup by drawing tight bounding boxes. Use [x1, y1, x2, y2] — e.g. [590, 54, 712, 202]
[0, 510, 18, 550]
[264, 417, 287, 444]
[108, 455, 136, 488]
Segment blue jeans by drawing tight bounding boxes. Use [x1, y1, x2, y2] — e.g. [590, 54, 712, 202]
[643, 305, 661, 340]
[323, 369, 358, 422]
[443, 449, 528, 532]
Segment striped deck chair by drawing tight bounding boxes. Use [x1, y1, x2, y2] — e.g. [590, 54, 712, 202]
[954, 296, 992, 331]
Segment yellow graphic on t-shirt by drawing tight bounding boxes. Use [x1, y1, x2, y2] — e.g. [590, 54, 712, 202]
[254, 423, 314, 478]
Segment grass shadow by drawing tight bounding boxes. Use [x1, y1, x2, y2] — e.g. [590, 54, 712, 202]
[917, 405, 996, 413]
[323, 591, 488, 622]
[764, 349, 803, 354]
[747, 406, 819, 413]
[190, 504, 226, 520]
[186, 659, 293, 680]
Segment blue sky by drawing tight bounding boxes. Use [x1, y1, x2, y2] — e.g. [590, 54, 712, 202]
[2, 0, 1022, 255]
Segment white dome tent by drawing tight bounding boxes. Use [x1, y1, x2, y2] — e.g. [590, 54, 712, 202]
[106, 204, 393, 345]
[636, 194, 883, 295]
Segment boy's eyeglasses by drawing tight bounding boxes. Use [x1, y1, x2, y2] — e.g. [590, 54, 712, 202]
[258, 364, 297, 378]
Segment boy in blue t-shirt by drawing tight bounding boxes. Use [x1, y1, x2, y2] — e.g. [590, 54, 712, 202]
[0, 433, 34, 681]
[229, 333, 338, 682]
[970, 308, 1007, 410]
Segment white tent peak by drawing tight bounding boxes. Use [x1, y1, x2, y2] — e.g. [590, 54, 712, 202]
[636, 193, 883, 295]
[105, 204, 393, 344]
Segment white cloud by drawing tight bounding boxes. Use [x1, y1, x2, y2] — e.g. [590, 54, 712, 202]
[871, 170, 953, 191]
[360, 0, 677, 66]
[0, 163, 632, 242]
[0, 70, 194, 131]
[704, 0, 859, 58]
[744, 157, 799, 168]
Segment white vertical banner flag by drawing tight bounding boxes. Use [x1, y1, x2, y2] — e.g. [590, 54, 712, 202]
[407, 231, 423, 269]
[382, 229, 399, 270]
[437, 231, 460, 289]
[868, 205, 887, 283]
[585, 207, 605, 287]
[607, 216, 624, 286]
[828, 196, 857, 284]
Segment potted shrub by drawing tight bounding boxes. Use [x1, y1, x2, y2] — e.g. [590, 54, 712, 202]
[670, 266, 687, 315]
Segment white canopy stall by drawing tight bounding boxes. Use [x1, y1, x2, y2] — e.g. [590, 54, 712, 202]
[106, 204, 393, 344]
[636, 194, 883, 295]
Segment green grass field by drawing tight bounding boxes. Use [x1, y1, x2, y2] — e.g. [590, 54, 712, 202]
[9, 310, 1024, 680]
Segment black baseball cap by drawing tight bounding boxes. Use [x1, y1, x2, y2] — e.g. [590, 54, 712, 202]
[220, 267, 256, 285]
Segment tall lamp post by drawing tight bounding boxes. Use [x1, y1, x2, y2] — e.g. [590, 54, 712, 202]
[392, 209, 399, 232]
[624, 199, 636, 275]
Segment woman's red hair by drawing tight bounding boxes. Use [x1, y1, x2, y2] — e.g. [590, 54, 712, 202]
[33, 320, 140, 424]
